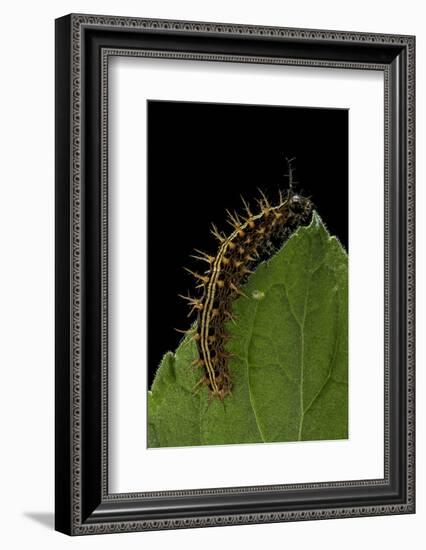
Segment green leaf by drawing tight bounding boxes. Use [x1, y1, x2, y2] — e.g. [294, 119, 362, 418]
[148, 212, 348, 447]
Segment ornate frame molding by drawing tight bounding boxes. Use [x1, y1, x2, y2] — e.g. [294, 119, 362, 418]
[55, 14, 415, 535]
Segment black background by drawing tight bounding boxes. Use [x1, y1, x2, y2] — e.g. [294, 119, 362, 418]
[147, 100, 348, 386]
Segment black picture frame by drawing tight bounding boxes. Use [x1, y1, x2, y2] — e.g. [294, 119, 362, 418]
[55, 14, 415, 535]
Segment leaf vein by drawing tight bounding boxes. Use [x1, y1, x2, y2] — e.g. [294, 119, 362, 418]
[245, 299, 266, 442]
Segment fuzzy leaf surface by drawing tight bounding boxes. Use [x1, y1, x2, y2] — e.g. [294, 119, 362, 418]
[148, 213, 348, 447]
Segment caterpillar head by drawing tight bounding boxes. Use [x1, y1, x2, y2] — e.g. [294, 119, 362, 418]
[288, 193, 313, 218]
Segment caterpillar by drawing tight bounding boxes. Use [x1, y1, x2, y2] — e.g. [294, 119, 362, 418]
[179, 183, 313, 401]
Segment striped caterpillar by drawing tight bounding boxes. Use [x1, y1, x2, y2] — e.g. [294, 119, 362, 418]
[180, 186, 313, 400]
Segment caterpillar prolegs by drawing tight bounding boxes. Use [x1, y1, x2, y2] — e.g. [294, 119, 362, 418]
[180, 186, 313, 400]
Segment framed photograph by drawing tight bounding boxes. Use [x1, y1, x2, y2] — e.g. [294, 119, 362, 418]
[55, 14, 415, 535]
